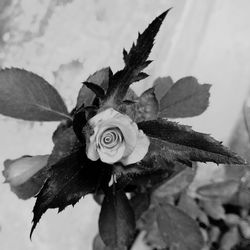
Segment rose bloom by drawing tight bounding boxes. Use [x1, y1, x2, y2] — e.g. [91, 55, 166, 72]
[3, 155, 49, 186]
[86, 108, 150, 165]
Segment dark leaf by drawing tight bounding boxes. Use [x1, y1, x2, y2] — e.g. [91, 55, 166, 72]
[84, 105, 99, 112]
[114, 155, 172, 181]
[72, 106, 86, 143]
[157, 203, 204, 250]
[130, 192, 150, 221]
[123, 9, 169, 69]
[99, 188, 136, 248]
[153, 76, 174, 101]
[31, 150, 112, 237]
[105, 10, 171, 104]
[82, 82, 105, 99]
[93, 193, 105, 206]
[138, 119, 246, 165]
[123, 48, 128, 64]
[48, 127, 80, 168]
[0, 68, 69, 121]
[122, 100, 137, 105]
[31, 126, 111, 236]
[76, 67, 112, 108]
[93, 234, 113, 250]
[132, 72, 149, 82]
[52, 119, 73, 144]
[159, 76, 211, 118]
[115, 166, 171, 194]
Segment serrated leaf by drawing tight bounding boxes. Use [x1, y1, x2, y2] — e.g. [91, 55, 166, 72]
[123, 9, 169, 68]
[82, 82, 105, 99]
[99, 188, 136, 248]
[132, 72, 149, 82]
[115, 154, 173, 180]
[157, 203, 204, 250]
[76, 67, 112, 108]
[105, 10, 171, 105]
[115, 166, 171, 195]
[138, 119, 245, 165]
[123, 49, 128, 64]
[159, 76, 211, 118]
[31, 150, 112, 237]
[0, 68, 69, 121]
[31, 127, 111, 236]
[153, 76, 174, 101]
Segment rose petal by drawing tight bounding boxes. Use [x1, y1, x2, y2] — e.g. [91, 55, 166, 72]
[95, 116, 138, 157]
[86, 108, 150, 165]
[9, 167, 48, 200]
[121, 130, 150, 165]
[98, 142, 126, 164]
[89, 108, 119, 127]
[3, 155, 49, 186]
[120, 121, 138, 157]
[86, 131, 100, 161]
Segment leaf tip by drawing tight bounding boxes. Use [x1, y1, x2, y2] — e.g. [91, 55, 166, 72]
[30, 222, 36, 240]
[158, 8, 172, 21]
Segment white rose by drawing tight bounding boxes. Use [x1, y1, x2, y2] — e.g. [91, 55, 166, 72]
[86, 108, 150, 165]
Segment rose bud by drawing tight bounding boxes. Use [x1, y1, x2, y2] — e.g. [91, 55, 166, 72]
[2, 155, 49, 199]
[86, 108, 150, 165]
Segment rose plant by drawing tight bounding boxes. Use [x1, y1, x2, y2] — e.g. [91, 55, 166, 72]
[0, 9, 248, 250]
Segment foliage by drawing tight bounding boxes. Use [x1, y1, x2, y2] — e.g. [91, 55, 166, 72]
[1, 9, 248, 250]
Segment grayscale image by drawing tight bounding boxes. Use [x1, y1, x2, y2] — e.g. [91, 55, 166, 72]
[0, 1, 250, 250]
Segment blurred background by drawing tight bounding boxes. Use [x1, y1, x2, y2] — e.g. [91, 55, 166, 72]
[0, 0, 250, 249]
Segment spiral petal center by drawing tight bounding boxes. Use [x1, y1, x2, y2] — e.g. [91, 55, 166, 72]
[100, 127, 123, 149]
